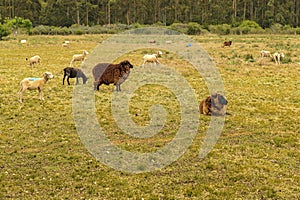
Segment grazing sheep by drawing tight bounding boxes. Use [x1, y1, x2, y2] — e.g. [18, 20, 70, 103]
[273, 52, 285, 65]
[18, 72, 54, 103]
[142, 51, 163, 66]
[20, 39, 27, 44]
[63, 67, 88, 85]
[26, 55, 41, 67]
[260, 50, 271, 58]
[199, 93, 228, 116]
[92, 60, 133, 91]
[148, 40, 156, 44]
[70, 50, 88, 66]
[222, 41, 232, 47]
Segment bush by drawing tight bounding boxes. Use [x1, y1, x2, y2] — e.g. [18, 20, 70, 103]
[0, 23, 11, 40]
[237, 20, 263, 34]
[244, 54, 255, 62]
[187, 22, 204, 35]
[170, 23, 188, 34]
[209, 24, 231, 35]
[31, 25, 52, 35]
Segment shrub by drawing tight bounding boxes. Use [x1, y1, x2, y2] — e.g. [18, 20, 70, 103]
[209, 24, 231, 35]
[237, 20, 263, 34]
[244, 54, 255, 62]
[0, 23, 11, 40]
[187, 22, 204, 35]
[170, 23, 188, 34]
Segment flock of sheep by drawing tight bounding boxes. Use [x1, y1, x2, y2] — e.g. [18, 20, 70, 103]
[18, 48, 89, 103]
[260, 50, 285, 65]
[223, 40, 285, 65]
[17, 45, 229, 116]
[19, 39, 286, 116]
[18, 48, 164, 101]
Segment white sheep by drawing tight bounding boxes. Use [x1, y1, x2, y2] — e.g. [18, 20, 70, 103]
[20, 39, 27, 44]
[70, 50, 88, 66]
[260, 50, 271, 58]
[18, 72, 54, 103]
[273, 52, 285, 65]
[26, 55, 41, 67]
[62, 40, 70, 47]
[142, 51, 163, 66]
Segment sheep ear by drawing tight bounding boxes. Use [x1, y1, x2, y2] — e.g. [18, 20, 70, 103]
[205, 96, 211, 104]
[207, 96, 211, 101]
[211, 93, 217, 98]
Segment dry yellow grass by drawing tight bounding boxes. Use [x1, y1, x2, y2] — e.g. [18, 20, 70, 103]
[0, 33, 299, 199]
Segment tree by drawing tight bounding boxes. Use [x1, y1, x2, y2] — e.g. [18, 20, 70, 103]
[5, 17, 32, 35]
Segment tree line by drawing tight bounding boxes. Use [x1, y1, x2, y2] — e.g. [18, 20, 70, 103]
[0, 0, 299, 28]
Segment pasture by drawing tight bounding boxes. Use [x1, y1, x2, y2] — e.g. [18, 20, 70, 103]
[0, 33, 299, 199]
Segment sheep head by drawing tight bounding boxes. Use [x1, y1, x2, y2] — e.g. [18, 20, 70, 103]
[120, 60, 133, 69]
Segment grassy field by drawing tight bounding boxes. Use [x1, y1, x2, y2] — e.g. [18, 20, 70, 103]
[0, 33, 299, 199]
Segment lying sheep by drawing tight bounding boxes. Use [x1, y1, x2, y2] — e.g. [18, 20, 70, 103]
[70, 50, 88, 66]
[92, 60, 133, 91]
[142, 51, 163, 66]
[18, 72, 54, 103]
[273, 52, 285, 65]
[63, 67, 88, 85]
[26, 55, 41, 67]
[199, 93, 228, 116]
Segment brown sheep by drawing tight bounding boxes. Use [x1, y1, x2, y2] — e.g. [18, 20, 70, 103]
[199, 93, 228, 116]
[92, 60, 133, 91]
[222, 41, 232, 47]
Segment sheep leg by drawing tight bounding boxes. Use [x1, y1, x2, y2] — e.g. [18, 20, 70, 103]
[67, 77, 71, 85]
[70, 60, 74, 67]
[95, 83, 101, 91]
[18, 86, 26, 103]
[38, 87, 44, 101]
[63, 75, 66, 85]
[116, 84, 121, 91]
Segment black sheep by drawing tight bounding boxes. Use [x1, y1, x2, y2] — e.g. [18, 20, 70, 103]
[63, 67, 88, 85]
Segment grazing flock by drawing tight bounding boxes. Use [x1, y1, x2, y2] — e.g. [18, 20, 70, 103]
[19, 38, 291, 116]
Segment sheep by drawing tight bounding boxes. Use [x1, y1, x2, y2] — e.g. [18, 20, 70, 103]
[222, 41, 232, 47]
[26, 55, 41, 67]
[273, 52, 285, 65]
[92, 60, 133, 91]
[62, 40, 70, 47]
[199, 93, 228, 116]
[70, 50, 88, 66]
[20, 39, 27, 44]
[142, 51, 163, 66]
[148, 40, 156, 44]
[260, 50, 271, 58]
[18, 72, 54, 103]
[63, 67, 88, 85]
